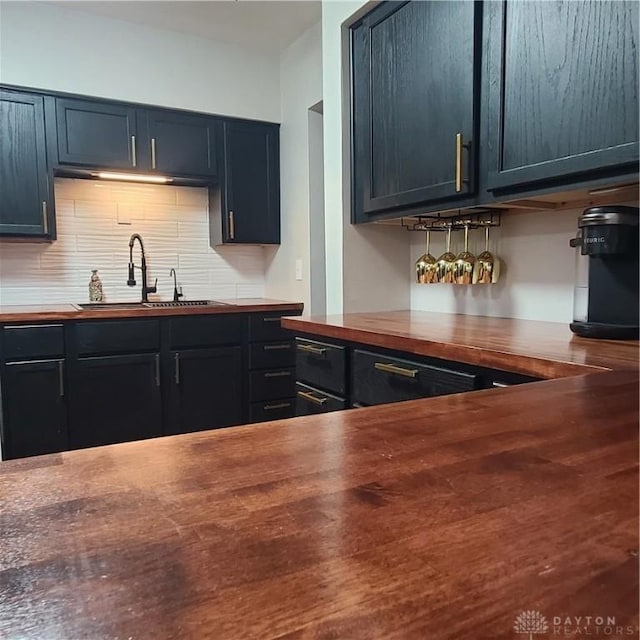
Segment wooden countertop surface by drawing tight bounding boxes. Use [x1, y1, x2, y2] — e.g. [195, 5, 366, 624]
[1, 310, 638, 638]
[282, 311, 639, 378]
[0, 298, 303, 322]
[1, 370, 637, 638]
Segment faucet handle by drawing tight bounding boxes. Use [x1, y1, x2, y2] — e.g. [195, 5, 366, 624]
[148, 278, 158, 294]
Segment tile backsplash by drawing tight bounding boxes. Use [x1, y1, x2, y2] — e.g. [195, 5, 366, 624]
[0, 178, 266, 305]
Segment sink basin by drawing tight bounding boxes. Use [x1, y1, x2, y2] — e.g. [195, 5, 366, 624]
[77, 302, 147, 310]
[77, 300, 228, 311]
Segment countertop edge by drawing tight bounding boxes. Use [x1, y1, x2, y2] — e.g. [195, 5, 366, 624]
[281, 316, 615, 379]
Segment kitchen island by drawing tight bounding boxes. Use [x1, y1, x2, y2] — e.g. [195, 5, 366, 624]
[1, 312, 638, 639]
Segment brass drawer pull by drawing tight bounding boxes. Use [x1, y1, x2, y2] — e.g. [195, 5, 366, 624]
[228, 210, 235, 240]
[297, 390, 327, 406]
[264, 371, 291, 378]
[155, 354, 161, 387]
[263, 344, 291, 351]
[374, 362, 419, 379]
[58, 360, 64, 397]
[42, 201, 48, 234]
[297, 343, 327, 356]
[151, 137, 157, 169]
[264, 402, 292, 411]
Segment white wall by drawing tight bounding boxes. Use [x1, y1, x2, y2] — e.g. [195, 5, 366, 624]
[410, 209, 580, 323]
[0, 1, 281, 122]
[0, 179, 266, 305]
[264, 21, 323, 313]
[321, 0, 411, 315]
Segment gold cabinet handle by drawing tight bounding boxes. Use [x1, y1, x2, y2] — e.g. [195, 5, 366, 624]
[174, 352, 180, 385]
[263, 344, 291, 351]
[42, 201, 48, 234]
[264, 370, 291, 378]
[455, 133, 471, 193]
[58, 360, 64, 397]
[374, 362, 418, 378]
[151, 137, 157, 169]
[297, 343, 327, 356]
[228, 210, 235, 240]
[297, 390, 327, 406]
[455, 132, 463, 192]
[131, 135, 137, 167]
[264, 402, 292, 411]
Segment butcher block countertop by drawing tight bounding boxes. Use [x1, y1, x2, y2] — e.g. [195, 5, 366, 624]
[0, 298, 303, 322]
[1, 311, 638, 639]
[282, 311, 639, 378]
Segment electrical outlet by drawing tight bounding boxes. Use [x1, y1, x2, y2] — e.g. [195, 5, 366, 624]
[295, 259, 303, 281]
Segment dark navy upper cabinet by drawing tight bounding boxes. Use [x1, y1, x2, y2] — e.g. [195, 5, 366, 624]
[55, 98, 138, 170]
[0, 89, 54, 237]
[485, 0, 639, 192]
[142, 110, 218, 177]
[217, 120, 280, 244]
[351, 0, 481, 221]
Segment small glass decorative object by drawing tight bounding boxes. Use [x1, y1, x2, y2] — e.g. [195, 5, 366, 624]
[89, 269, 104, 302]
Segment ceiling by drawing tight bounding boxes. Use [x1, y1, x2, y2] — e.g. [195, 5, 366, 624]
[53, 1, 322, 54]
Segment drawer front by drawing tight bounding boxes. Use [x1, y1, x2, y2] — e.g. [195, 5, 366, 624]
[250, 368, 295, 402]
[250, 398, 296, 423]
[295, 382, 346, 416]
[250, 341, 295, 370]
[169, 315, 243, 349]
[2, 324, 64, 361]
[249, 312, 300, 342]
[352, 349, 479, 406]
[295, 338, 346, 396]
[76, 320, 160, 356]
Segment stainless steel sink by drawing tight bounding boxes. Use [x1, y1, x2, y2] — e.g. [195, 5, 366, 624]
[77, 300, 228, 311]
[77, 302, 147, 310]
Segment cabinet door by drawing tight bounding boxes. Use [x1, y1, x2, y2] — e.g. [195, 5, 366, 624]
[168, 346, 243, 434]
[0, 90, 53, 237]
[1, 360, 67, 459]
[55, 98, 138, 169]
[486, 0, 639, 191]
[69, 353, 162, 449]
[222, 121, 280, 244]
[143, 110, 218, 176]
[351, 1, 480, 219]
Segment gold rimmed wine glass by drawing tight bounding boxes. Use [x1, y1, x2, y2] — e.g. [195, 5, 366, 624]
[473, 225, 499, 284]
[453, 224, 476, 285]
[436, 227, 456, 283]
[415, 230, 437, 284]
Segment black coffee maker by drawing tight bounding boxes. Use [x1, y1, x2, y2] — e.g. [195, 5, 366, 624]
[569, 205, 639, 339]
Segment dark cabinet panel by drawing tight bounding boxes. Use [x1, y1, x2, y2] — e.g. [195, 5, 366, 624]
[168, 346, 243, 434]
[351, 349, 479, 406]
[1, 360, 67, 459]
[69, 353, 162, 449]
[250, 399, 295, 423]
[351, 0, 480, 219]
[220, 121, 280, 244]
[55, 98, 137, 169]
[486, 0, 639, 190]
[143, 110, 218, 176]
[0, 90, 53, 237]
[2, 324, 64, 361]
[295, 382, 346, 417]
[295, 338, 347, 396]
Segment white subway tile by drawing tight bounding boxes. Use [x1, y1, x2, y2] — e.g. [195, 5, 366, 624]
[176, 187, 208, 207]
[74, 200, 118, 219]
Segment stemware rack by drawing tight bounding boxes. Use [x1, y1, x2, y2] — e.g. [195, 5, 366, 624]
[401, 209, 502, 233]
